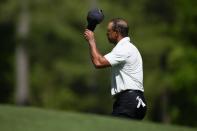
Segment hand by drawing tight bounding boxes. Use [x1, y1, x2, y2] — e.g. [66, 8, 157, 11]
[84, 29, 95, 43]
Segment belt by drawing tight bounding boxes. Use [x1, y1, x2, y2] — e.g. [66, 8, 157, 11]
[113, 89, 143, 98]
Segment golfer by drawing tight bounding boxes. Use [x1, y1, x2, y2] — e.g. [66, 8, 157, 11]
[84, 18, 147, 120]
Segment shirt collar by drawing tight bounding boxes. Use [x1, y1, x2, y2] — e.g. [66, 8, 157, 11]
[117, 37, 130, 45]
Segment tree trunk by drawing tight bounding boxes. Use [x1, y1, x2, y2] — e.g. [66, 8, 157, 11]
[160, 89, 170, 123]
[15, 0, 29, 105]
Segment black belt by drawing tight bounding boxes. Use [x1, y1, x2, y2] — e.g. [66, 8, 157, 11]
[114, 89, 143, 98]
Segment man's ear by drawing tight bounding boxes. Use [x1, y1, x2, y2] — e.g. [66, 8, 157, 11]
[114, 31, 119, 38]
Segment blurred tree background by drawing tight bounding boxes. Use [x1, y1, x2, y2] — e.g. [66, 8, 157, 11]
[0, 0, 196, 127]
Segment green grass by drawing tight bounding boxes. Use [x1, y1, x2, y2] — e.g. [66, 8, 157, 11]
[0, 105, 196, 131]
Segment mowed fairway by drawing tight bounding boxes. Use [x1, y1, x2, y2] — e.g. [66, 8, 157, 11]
[0, 105, 196, 131]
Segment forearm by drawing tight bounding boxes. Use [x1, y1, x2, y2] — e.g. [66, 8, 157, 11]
[88, 40, 104, 68]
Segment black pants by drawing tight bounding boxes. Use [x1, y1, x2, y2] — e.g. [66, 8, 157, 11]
[112, 90, 147, 120]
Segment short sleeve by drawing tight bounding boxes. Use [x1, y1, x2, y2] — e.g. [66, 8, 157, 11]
[104, 51, 127, 66]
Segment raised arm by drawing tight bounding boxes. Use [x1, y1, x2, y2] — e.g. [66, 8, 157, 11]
[84, 29, 111, 68]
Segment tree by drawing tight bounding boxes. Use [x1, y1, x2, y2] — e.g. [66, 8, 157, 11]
[15, 0, 30, 105]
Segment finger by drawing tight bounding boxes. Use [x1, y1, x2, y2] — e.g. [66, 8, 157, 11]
[84, 32, 88, 36]
[85, 29, 90, 31]
[84, 34, 88, 39]
[85, 29, 93, 34]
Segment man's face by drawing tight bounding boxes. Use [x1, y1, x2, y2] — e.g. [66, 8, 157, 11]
[106, 22, 118, 44]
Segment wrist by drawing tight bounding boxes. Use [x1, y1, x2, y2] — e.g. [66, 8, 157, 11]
[88, 39, 96, 45]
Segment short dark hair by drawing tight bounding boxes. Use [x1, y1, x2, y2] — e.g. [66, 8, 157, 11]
[110, 18, 129, 37]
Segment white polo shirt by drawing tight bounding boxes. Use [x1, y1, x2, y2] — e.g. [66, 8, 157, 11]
[104, 37, 144, 96]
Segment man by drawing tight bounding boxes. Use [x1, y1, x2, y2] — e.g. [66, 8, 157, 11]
[84, 18, 147, 120]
